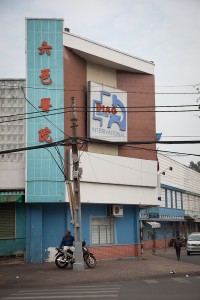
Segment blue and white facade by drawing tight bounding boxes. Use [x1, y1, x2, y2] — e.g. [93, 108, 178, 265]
[26, 18, 65, 203]
[26, 19, 67, 262]
[24, 18, 160, 262]
[140, 154, 200, 250]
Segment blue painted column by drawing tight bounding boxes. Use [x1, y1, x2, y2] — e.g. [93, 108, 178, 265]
[26, 204, 43, 263]
[135, 206, 141, 244]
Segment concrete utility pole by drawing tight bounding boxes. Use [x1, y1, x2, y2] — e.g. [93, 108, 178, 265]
[70, 96, 84, 271]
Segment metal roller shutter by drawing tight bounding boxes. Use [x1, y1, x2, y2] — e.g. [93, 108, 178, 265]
[0, 203, 15, 239]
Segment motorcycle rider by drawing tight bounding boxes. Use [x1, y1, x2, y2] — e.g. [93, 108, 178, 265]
[59, 230, 74, 261]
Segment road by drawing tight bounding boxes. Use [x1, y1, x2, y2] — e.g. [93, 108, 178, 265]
[158, 248, 200, 265]
[0, 276, 200, 300]
[0, 249, 200, 300]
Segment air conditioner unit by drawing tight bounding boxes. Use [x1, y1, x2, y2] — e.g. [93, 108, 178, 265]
[112, 205, 123, 217]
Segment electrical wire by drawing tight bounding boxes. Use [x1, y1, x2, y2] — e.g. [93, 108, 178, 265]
[0, 106, 199, 125]
[123, 145, 200, 157]
[82, 138, 200, 145]
[45, 147, 67, 181]
[1, 82, 200, 94]
[21, 85, 70, 139]
[1, 82, 199, 88]
[0, 104, 199, 120]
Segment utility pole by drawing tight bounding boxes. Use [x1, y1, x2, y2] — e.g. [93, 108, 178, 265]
[70, 96, 84, 271]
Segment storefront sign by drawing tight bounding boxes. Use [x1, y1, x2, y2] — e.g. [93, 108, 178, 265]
[0, 195, 22, 203]
[26, 18, 65, 203]
[148, 207, 159, 218]
[88, 81, 127, 142]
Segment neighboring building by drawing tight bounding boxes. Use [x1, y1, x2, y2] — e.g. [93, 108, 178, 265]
[140, 153, 200, 251]
[0, 79, 26, 256]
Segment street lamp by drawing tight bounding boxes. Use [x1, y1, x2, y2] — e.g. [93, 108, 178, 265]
[157, 166, 173, 201]
[161, 166, 173, 175]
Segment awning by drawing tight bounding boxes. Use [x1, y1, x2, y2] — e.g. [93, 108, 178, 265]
[146, 221, 161, 229]
[184, 215, 195, 220]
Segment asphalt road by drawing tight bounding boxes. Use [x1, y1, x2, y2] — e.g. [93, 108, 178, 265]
[0, 249, 200, 299]
[159, 248, 200, 265]
[1, 276, 200, 300]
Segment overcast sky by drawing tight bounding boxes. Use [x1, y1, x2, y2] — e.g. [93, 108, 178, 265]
[0, 0, 200, 167]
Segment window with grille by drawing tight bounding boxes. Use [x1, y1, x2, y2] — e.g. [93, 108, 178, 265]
[91, 217, 114, 245]
[0, 203, 15, 239]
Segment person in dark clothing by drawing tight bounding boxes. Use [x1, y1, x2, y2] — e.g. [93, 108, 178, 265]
[174, 237, 182, 260]
[59, 230, 74, 261]
[59, 230, 74, 248]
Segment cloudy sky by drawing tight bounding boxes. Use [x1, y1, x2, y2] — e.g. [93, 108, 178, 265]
[0, 0, 200, 166]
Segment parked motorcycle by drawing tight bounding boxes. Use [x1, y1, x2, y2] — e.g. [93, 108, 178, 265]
[55, 241, 97, 269]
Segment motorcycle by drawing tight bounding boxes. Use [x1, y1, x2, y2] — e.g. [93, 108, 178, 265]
[55, 241, 97, 269]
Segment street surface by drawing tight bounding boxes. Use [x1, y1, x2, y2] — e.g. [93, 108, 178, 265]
[1, 277, 200, 300]
[158, 248, 200, 265]
[0, 249, 200, 299]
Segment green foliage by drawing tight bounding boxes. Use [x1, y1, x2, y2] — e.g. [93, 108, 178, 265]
[189, 161, 200, 173]
[147, 229, 157, 240]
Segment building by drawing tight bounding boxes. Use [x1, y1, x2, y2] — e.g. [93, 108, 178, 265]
[25, 18, 158, 262]
[140, 153, 200, 251]
[3, 19, 199, 263]
[0, 79, 26, 257]
[1, 78, 199, 262]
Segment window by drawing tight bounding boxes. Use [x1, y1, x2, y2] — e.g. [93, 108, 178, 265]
[165, 189, 168, 207]
[167, 190, 171, 208]
[177, 192, 181, 209]
[91, 217, 114, 245]
[0, 203, 15, 239]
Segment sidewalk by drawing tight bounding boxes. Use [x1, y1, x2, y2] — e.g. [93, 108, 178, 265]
[0, 249, 200, 289]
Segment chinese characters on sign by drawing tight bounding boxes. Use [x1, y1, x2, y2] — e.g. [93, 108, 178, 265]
[38, 41, 53, 142]
[39, 69, 52, 85]
[38, 98, 52, 112]
[38, 127, 52, 143]
[38, 41, 52, 55]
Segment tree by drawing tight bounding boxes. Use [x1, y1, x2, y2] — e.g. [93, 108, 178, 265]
[160, 223, 171, 252]
[188, 161, 200, 173]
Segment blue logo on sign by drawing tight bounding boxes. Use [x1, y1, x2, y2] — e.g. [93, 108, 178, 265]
[93, 91, 126, 131]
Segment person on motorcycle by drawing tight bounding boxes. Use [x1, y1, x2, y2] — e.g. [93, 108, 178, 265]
[59, 230, 74, 261]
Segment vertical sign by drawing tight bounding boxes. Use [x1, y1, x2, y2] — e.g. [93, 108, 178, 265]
[26, 18, 65, 202]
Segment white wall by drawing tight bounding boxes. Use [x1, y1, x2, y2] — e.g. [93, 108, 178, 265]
[0, 161, 25, 189]
[0, 79, 25, 190]
[80, 182, 158, 206]
[158, 153, 200, 195]
[79, 152, 157, 187]
[69, 151, 159, 206]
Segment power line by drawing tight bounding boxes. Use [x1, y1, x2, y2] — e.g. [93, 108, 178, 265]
[0, 106, 199, 125]
[123, 145, 200, 158]
[85, 139, 200, 145]
[1, 81, 199, 87]
[0, 139, 67, 155]
[45, 147, 67, 181]
[21, 85, 70, 139]
[0, 104, 199, 120]
[0, 138, 84, 155]
[0, 83, 199, 95]
[1, 138, 200, 160]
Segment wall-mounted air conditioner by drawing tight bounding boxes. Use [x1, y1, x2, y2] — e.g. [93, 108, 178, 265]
[112, 205, 123, 217]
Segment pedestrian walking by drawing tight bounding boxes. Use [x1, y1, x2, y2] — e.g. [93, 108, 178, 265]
[174, 237, 182, 260]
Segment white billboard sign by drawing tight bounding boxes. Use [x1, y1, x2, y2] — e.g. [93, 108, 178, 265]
[88, 81, 127, 142]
